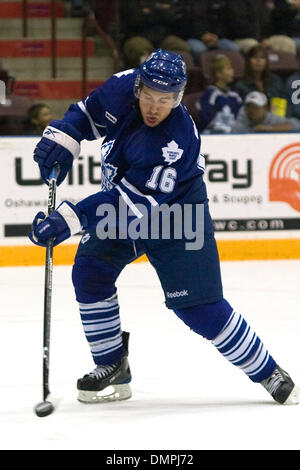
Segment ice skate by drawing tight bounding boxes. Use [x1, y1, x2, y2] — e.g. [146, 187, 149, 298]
[77, 331, 132, 403]
[261, 366, 299, 405]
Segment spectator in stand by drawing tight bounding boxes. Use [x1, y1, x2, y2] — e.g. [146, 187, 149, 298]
[179, 1, 240, 65]
[265, 0, 300, 56]
[87, 0, 118, 38]
[234, 45, 288, 116]
[119, 1, 190, 68]
[286, 71, 300, 120]
[64, 0, 91, 17]
[231, 91, 300, 133]
[24, 103, 53, 136]
[225, 0, 274, 54]
[198, 55, 242, 133]
[0, 68, 33, 135]
[225, 1, 296, 55]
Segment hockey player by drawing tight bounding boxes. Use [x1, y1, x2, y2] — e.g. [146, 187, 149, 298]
[29, 49, 299, 405]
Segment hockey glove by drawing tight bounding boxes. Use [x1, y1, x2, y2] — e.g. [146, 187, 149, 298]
[34, 120, 82, 186]
[29, 201, 87, 247]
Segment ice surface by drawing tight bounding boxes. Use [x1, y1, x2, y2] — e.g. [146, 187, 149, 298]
[0, 259, 299, 450]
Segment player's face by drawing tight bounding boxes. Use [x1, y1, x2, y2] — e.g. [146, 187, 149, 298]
[139, 85, 175, 127]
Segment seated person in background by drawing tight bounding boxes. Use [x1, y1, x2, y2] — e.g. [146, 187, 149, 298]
[0, 68, 33, 135]
[234, 45, 288, 117]
[180, 0, 240, 63]
[285, 71, 300, 121]
[231, 91, 300, 133]
[226, 0, 296, 55]
[24, 103, 53, 135]
[120, 1, 190, 68]
[198, 55, 242, 133]
[267, 0, 300, 56]
[226, 0, 273, 54]
[64, 0, 91, 17]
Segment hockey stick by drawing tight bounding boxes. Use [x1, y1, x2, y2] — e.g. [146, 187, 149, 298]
[35, 164, 60, 417]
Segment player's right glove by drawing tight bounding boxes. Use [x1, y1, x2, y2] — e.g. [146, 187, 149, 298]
[34, 120, 82, 186]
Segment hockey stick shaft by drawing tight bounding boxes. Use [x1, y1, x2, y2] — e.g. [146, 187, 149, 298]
[42, 164, 59, 401]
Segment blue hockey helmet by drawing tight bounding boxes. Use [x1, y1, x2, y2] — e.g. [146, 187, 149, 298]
[135, 49, 187, 107]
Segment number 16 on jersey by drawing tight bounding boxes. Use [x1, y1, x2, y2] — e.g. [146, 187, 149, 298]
[146, 165, 177, 194]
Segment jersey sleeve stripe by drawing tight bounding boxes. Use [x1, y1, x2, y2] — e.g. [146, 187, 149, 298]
[120, 177, 158, 207]
[115, 184, 144, 219]
[56, 202, 83, 235]
[77, 101, 102, 139]
[197, 153, 206, 171]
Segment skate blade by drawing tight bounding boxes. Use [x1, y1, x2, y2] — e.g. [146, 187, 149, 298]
[77, 383, 132, 404]
[283, 385, 300, 405]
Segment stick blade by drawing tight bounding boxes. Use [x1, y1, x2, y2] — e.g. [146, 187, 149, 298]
[34, 400, 54, 417]
[34, 394, 59, 417]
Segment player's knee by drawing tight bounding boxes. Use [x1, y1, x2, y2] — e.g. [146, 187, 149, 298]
[72, 255, 119, 303]
[173, 299, 233, 340]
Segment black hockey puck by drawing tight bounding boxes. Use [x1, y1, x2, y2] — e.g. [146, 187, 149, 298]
[34, 400, 55, 417]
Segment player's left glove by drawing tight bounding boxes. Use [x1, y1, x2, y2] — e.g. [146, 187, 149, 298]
[29, 201, 87, 247]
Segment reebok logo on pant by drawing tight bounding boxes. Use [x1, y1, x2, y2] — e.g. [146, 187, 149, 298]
[166, 290, 188, 298]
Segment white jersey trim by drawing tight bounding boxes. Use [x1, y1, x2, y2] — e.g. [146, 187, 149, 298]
[197, 152, 205, 172]
[56, 202, 82, 235]
[120, 177, 158, 207]
[115, 185, 144, 219]
[78, 100, 102, 139]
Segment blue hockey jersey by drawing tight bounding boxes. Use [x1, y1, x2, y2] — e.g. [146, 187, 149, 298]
[62, 68, 207, 230]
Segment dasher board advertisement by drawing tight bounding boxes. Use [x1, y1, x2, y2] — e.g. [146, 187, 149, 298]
[202, 133, 300, 233]
[0, 133, 299, 239]
[0, 137, 102, 238]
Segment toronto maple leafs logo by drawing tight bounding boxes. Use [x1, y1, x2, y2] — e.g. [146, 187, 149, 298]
[101, 139, 115, 160]
[101, 139, 117, 191]
[162, 140, 184, 165]
[101, 163, 118, 191]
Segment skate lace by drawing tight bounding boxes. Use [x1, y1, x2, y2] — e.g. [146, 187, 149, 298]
[90, 364, 116, 380]
[263, 369, 285, 395]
